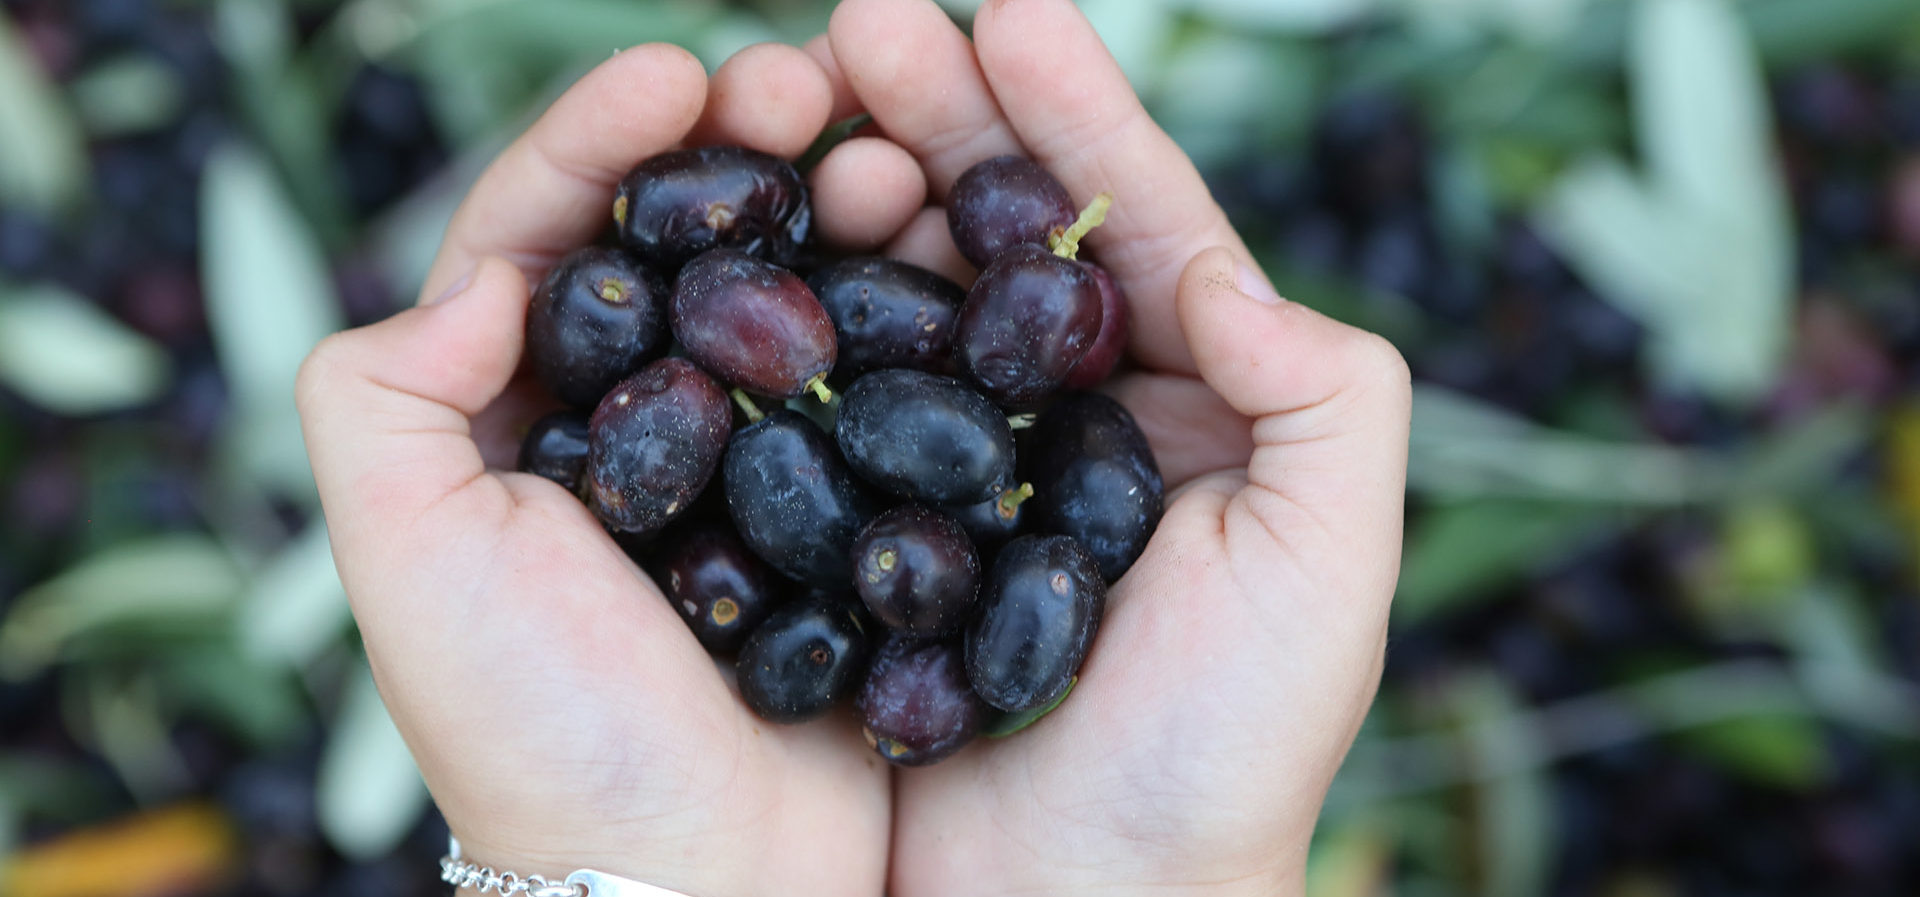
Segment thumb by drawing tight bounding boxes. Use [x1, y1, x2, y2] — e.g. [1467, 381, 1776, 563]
[296, 258, 530, 562]
[1174, 246, 1411, 600]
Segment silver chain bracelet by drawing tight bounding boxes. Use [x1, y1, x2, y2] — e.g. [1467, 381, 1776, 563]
[439, 836, 697, 897]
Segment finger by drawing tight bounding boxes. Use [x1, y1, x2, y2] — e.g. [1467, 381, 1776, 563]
[686, 42, 835, 158]
[884, 207, 975, 286]
[421, 45, 707, 302]
[1105, 372, 1252, 488]
[828, 0, 1022, 199]
[297, 258, 530, 560]
[973, 0, 1252, 375]
[801, 34, 864, 121]
[1175, 247, 1411, 605]
[808, 137, 927, 250]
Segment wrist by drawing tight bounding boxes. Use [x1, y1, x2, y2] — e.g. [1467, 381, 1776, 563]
[443, 835, 747, 897]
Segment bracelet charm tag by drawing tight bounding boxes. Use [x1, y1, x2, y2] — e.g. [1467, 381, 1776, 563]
[565, 870, 701, 897]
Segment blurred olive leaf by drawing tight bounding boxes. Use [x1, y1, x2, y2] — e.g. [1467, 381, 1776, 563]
[1081, 0, 1177, 88]
[0, 14, 86, 212]
[0, 283, 173, 415]
[368, 149, 484, 301]
[215, 0, 350, 245]
[318, 660, 429, 860]
[237, 523, 350, 669]
[1180, 0, 1378, 32]
[1677, 713, 1826, 789]
[79, 672, 195, 802]
[1155, 30, 1316, 167]
[1396, 499, 1623, 624]
[1410, 386, 1863, 507]
[401, 0, 721, 143]
[1538, 0, 1791, 404]
[1402, 0, 1591, 44]
[1782, 585, 1920, 741]
[157, 646, 309, 747]
[1743, 0, 1920, 65]
[0, 536, 244, 679]
[1452, 674, 1553, 897]
[1409, 385, 1730, 503]
[69, 54, 187, 137]
[201, 141, 344, 503]
[983, 678, 1075, 738]
[1304, 819, 1393, 897]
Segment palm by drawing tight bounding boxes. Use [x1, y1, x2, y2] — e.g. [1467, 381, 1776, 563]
[372, 473, 888, 895]
[813, 1, 1408, 893]
[890, 373, 1388, 893]
[298, 40, 897, 897]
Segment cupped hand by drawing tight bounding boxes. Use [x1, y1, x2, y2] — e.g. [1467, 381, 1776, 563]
[294, 44, 909, 897]
[811, 1, 1411, 894]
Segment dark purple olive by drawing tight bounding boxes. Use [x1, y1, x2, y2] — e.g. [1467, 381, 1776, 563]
[613, 145, 810, 269]
[672, 249, 837, 399]
[852, 506, 981, 636]
[835, 369, 1016, 504]
[857, 637, 988, 766]
[1063, 262, 1129, 388]
[954, 244, 1102, 407]
[517, 410, 590, 494]
[965, 535, 1105, 712]
[724, 410, 882, 589]
[1027, 392, 1163, 582]
[736, 596, 870, 723]
[585, 358, 732, 535]
[807, 257, 964, 379]
[941, 483, 1032, 553]
[524, 247, 670, 408]
[947, 155, 1076, 269]
[652, 523, 785, 654]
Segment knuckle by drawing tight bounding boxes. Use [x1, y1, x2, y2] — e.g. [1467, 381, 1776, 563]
[1348, 331, 1412, 401]
[294, 330, 358, 417]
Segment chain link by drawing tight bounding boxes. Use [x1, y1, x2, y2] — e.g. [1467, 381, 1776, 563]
[441, 844, 584, 897]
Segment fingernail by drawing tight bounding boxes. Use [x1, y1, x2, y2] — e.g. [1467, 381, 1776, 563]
[425, 267, 477, 306]
[1234, 262, 1285, 305]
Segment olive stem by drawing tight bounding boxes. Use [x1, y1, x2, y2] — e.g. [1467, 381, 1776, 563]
[996, 482, 1034, 518]
[730, 388, 765, 423]
[1049, 192, 1114, 260]
[1007, 413, 1038, 430]
[805, 374, 835, 404]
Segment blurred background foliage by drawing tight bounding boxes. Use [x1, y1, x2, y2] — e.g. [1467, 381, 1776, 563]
[0, 0, 1918, 894]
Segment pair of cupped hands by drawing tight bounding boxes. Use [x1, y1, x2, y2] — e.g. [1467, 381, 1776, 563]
[294, 0, 1410, 894]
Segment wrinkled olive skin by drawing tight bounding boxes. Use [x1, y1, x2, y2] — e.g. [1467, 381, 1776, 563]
[1063, 262, 1130, 389]
[613, 145, 810, 269]
[725, 411, 882, 589]
[954, 244, 1103, 408]
[947, 155, 1077, 269]
[1027, 393, 1164, 582]
[852, 506, 981, 636]
[672, 249, 837, 399]
[524, 247, 670, 408]
[586, 359, 732, 535]
[652, 523, 785, 655]
[808, 257, 965, 379]
[857, 637, 988, 766]
[517, 410, 591, 495]
[736, 597, 870, 723]
[965, 535, 1106, 712]
[835, 369, 1016, 504]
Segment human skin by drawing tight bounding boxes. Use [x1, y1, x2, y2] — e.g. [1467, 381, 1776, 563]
[294, 1, 1410, 895]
